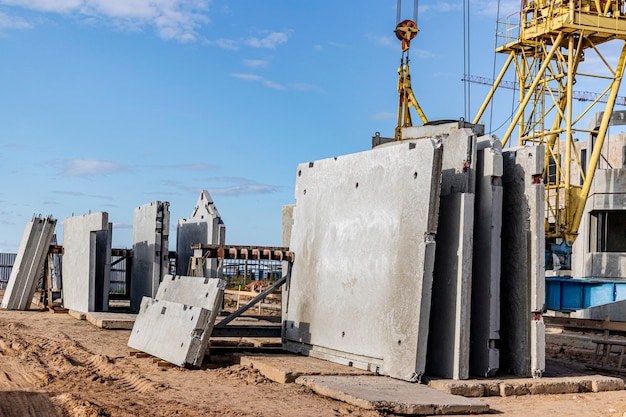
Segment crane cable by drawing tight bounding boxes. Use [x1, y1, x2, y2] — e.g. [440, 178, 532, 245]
[488, 0, 503, 136]
[396, 0, 419, 26]
[463, 0, 471, 120]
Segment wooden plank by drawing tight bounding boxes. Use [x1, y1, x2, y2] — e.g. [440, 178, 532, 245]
[544, 316, 626, 333]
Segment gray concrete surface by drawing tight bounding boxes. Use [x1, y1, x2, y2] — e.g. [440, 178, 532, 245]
[127, 297, 212, 367]
[2, 216, 56, 310]
[470, 136, 503, 377]
[284, 138, 443, 382]
[176, 190, 225, 277]
[427, 193, 475, 380]
[62, 212, 110, 313]
[429, 374, 624, 397]
[573, 299, 626, 320]
[296, 375, 490, 415]
[501, 146, 546, 377]
[131, 201, 170, 312]
[239, 354, 373, 383]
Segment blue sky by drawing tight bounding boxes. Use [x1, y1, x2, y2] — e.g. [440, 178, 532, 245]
[0, 0, 624, 252]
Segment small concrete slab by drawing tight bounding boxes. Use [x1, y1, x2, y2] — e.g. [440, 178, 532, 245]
[86, 312, 136, 329]
[238, 354, 373, 383]
[296, 375, 489, 415]
[68, 310, 86, 321]
[428, 375, 625, 397]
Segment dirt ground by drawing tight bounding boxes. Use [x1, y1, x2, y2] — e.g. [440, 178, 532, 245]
[1, 305, 626, 417]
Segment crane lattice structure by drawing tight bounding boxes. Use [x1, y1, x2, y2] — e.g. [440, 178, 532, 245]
[474, 0, 626, 246]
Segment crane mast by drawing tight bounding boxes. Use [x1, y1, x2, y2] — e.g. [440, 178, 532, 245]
[474, 0, 626, 246]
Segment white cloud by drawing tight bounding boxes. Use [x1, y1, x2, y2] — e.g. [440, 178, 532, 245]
[204, 37, 238, 50]
[230, 72, 285, 90]
[290, 82, 323, 93]
[370, 111, 395, 121]
[0, 0, 210, 41]
[0, 11, 32, 29]
[230, 73, 262, 81]
[246, 31, 289, 49]
[243, 58, 269, 68]
[210, 183, 278, 196]
[60, 158, 129, 176]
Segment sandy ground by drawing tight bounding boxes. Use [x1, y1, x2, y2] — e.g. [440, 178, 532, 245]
[1, 303, 626, 416]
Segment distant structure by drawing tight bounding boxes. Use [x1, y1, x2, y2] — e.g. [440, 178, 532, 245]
[176, 190, 225, 277]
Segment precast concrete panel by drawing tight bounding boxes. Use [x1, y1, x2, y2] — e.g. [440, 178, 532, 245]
[425, 126, 478, 380]
[470, 137, 503, 377]
[131, 201, 170, 312]
[156, 274, 224, 314]
[62, 213, 109, 313]
[501, 146, 546, 377]
[2, 216, 56, 310]
[176, 190, 225, 277]
[427, 193, 475, 380]
[284, 138, 443, 382]
[128, 297, 212, 367]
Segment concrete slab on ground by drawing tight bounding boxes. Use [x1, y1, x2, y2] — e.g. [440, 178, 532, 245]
[68, 310, 86, 320]
[86, 312, 136, 329]
[428, 374, 624, 397]
[296, 375, 489, 415]
[237, 354, 373, 383]
[128, 297, 212, 367]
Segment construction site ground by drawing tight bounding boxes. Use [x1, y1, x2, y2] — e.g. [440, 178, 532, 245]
[2, 292, 626, 417]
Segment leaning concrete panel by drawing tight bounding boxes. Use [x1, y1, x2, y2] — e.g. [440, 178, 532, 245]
[2, 216, 56, 310]
[470, 136, 503, 377]
[284, 138, 443, 382]
[156, 274, 224, 315]
[176, 190, 225, 277]
[501, 146, 546, 377]
[128, 297, 212, 367]
[131, 201, 170, 312]
[62, 213, 109, 313]
[427, 193, 475, 380]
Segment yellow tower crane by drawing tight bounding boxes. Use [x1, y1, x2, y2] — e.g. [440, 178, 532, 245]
[474, 0, 626, 246]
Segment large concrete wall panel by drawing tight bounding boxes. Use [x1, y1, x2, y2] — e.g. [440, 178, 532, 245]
[176, 190, 225, 277]
[2, 216, 56, 310]
[501, 146, 546, 377]
[62, 213, 110, 313]
[131, 201, 170, 312]
[470, 137, 503, 377]
[284, 138, 443, 382]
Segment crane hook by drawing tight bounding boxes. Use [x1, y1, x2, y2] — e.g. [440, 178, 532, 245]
[395, 19, 418, 52]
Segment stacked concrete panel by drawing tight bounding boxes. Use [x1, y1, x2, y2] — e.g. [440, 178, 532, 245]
[62, 212, 111, 313]
[128, 274, 225, 367]
[470, 137, 503, 377]
[411, 126, 478, 380]
[1, 216, 56, 310]
[131, 201, 170, 312]
[283, 137, 443, 382]
[501, 146, 546, 377]
[176, 190, 225, 277]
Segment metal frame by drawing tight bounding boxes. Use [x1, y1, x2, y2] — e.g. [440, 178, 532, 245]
[474, 0, 626, 245]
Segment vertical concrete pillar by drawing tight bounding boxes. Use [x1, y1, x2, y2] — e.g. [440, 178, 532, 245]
[131, 201, 170, 312]
[501, 146, 546, 377]
[470, 136, 503, 377]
